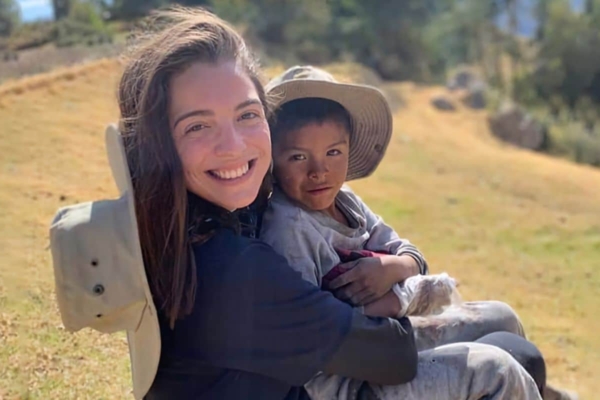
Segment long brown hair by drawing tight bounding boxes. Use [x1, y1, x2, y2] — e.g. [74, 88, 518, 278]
[118, 7, 270, 328]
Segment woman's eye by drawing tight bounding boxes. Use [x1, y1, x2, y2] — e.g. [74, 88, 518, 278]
[185, 124, 207, 134]
[290, 154, 307, 161]
[328, 149, 342, 156]
[240, 111, 259, 121]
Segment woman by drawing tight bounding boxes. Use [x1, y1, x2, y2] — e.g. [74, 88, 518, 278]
[50, 7, 544, 400]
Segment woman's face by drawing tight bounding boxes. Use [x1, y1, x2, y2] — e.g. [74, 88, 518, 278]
[168, 61, 271, 211]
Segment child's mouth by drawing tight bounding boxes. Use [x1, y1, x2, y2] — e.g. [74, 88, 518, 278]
[307, 186, 332, 195]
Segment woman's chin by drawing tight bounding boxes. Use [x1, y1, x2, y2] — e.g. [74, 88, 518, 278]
[221, 199, 254, 212]
[212, 187, 261, 212]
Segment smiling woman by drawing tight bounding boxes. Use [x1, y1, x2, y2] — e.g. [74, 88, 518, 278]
[116, 7, 274, 335]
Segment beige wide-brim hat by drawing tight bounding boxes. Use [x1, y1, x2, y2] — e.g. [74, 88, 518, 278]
[50, 124, 160, 399]
[266, 65, 393, 181]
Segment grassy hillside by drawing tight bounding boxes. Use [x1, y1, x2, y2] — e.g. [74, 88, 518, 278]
[0, 60, 598, 399]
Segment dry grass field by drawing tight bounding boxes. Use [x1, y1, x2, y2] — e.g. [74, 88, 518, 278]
[0, 59, 598, 399]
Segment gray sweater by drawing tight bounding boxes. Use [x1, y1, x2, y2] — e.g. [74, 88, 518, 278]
[261, 186, 428, 287]
[260, 186, 427, 400]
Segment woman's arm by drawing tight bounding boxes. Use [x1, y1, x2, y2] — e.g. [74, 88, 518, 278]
[192, 236, 417, 387]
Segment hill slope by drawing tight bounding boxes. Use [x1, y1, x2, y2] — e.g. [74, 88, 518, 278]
[0, 60, 598, 399]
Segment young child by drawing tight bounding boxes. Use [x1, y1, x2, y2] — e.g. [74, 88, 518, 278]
[258, 65, 533, 400]
[261, 66, 454, 322]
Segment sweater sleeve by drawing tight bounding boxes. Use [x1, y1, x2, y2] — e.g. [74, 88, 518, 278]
[350, 190, 429, 275]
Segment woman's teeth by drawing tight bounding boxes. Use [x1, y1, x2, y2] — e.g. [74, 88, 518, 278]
[210, 162, 250, 180]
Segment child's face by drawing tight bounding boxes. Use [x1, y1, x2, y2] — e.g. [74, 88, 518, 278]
[273, 121, 349, 211]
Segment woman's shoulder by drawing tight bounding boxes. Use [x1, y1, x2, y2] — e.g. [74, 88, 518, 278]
[193, 228, 283, 274]
[195, 228, 261, 259]
[192, 228, 313, 298]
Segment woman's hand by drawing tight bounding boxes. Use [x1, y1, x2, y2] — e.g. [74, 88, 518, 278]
[363, 290, 402, 318]
[325, 255, 419, 306]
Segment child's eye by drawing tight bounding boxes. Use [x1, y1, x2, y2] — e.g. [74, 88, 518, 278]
[327, 149, 342, 156]
[185, 124, 207, 134]
[290, 154, 307, 161]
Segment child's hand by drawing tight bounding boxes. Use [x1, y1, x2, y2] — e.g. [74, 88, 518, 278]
[326, 256, 401, 306]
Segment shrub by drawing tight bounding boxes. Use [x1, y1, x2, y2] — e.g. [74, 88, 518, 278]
[55, 5, 113, 48]
[7, 22, 56, 50]
[543, 118, 600, 166]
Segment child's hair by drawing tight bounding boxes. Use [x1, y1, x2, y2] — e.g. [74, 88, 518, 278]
[270, 98, 352, 143]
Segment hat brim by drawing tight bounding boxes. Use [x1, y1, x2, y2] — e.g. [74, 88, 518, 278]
[268, 80, 393, 181]
[106, 125, 161, 400]
[127, 306, 161, 400]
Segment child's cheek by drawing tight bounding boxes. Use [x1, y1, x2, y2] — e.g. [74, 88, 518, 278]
[282, 178, 304, 199]
[279, 175, 296, 188]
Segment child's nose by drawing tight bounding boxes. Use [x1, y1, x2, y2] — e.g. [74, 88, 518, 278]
[308, 160, 329, 180]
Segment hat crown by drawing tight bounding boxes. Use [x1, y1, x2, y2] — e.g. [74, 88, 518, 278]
[283, 65, 336, 82]
[265, 65, 393, 181]
[266, 65, 336, 92]
[50, 198, 147, 333]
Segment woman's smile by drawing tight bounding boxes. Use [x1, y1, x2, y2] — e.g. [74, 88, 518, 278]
[206, 158, 257, 183]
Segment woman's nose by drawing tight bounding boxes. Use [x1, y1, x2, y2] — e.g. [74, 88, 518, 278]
[215, 123, 246, 157]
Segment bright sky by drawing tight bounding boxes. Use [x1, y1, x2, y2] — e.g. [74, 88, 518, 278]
[17, 0, 53, 22]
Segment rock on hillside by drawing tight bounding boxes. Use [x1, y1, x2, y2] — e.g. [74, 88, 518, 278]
[488, 104, 548, 151]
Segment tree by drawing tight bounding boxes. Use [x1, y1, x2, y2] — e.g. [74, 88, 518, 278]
[584, 0, 600, 25]
[172, 0, 209, 5]
[112, 0, 168, 20]
[519, 0, 600, 108]
[334, 0, 446, 80]
[505, 0, 519, 84]
[423, 0, 501, 81]
[586, 0, 594, 13]
[69, 0, 105, 30]
[535, 0, 562, 40]
[52, 0, 72, 20]
[0, 0, 19, 36]
[211, 0, 333, 64]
